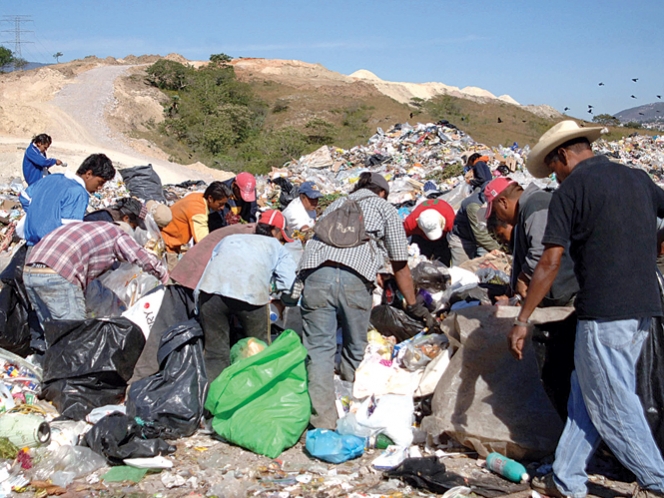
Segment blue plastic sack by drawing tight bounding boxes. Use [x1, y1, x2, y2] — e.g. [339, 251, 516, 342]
[305, 429, 364, 463]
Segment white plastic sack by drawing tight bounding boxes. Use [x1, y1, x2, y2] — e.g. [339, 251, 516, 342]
[98, 263, 159, 308]
[338, 394, 414, 447]
[122, 287, 166, 339]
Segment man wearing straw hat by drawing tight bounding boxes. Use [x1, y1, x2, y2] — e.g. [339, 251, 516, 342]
[508, 120, 664, 498]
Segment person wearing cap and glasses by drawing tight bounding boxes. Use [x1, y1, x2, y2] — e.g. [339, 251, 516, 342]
[195, 209, 298, 381]
[218, 172, 259, 226]
[299, 171, 435, 429]
[160, 182, 232, 269]
[507, 121, 664, 498]
[282, 181, 322, 236]
[402, 198, 455, 265]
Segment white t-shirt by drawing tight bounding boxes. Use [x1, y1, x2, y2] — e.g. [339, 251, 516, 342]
[282, 197, 316, 235]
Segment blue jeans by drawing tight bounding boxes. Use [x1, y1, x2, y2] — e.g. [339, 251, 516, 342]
[24, 270, 86, 330]
[301, 266, 373, 429]
[553, 318, 664, 497]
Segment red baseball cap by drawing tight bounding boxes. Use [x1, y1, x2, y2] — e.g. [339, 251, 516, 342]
[235, 172, 256, 202]
[484, 177, 515, 219]
[259, 209, 294, 243]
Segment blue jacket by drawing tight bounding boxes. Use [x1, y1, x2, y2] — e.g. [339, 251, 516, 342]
[20, 172, 90, 246]
[23, 143, 57, 186]
[220, 177, 258, 225]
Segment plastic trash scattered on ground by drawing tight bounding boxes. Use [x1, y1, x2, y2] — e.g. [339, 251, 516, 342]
[305, 429, 365, 464]
[485, 452, 529, 483]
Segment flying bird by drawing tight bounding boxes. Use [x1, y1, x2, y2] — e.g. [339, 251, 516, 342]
[657, 95, 662, 99]
[564, 107, 570, 111]
[588, 104, 593, 108]
[598, 82, 604, 86]
[587, 109, 593, 114]
[631, 95, 637, 99]
[639, 112, 645, 115]
[632, 78, 639, 82]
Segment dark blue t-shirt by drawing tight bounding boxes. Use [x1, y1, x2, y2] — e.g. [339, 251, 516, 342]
[543, 155, 664, 320]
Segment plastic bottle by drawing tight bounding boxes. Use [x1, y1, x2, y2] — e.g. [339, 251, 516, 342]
[485, 452, 529, 483]
[366, 433, 395, 449]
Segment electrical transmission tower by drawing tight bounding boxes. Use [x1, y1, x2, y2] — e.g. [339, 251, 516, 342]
[1, 15, 33, 58]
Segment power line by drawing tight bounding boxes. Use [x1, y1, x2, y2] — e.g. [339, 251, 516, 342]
[1, 15, 34, 58]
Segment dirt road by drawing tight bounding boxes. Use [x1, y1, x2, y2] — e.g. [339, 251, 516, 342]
[0, 64, 231, 184]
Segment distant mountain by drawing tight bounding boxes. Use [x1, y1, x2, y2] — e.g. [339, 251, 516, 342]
[1, 61, 50, 72]
[615, 102, 664, 124]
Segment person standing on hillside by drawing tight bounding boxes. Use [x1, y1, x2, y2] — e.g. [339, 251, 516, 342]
[22, 134, 63, 186]
[507, 121, 664, 498]
[19, 153, 116, 246]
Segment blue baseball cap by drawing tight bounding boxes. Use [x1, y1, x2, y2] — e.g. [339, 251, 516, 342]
[299, 181, 323, 199]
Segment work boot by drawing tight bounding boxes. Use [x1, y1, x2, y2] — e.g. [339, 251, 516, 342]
[531, 473, 567, 498]
[632, 484, 664, 498]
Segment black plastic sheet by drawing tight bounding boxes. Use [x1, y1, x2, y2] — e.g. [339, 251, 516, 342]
[83, 412, 175, 465]
[41, 318, 145, 420]
[127, 319, 208, 438]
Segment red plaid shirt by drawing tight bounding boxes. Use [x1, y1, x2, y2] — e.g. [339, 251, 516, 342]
[26, 222, 168, 289]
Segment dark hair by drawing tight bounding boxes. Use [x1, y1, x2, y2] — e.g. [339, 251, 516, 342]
[352, 172, 386, 196]
[544, 137, 591, 165]
[114, 198, 141, 225]
[466, 153, 482, 166]
[204, 181, 232, 201]
[255, 222, 275, 237]
[76, 154, 116, 180]
[32, 133, 52, 146]
[487, 212, 511, 235]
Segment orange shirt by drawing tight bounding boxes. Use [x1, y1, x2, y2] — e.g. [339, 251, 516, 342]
[161, 193, 210, 253]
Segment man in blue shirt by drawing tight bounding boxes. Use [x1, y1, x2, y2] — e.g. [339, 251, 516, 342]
[20, 153, 116, 246]
[196, 209, 298, 380]
[22, 134, 63, 186]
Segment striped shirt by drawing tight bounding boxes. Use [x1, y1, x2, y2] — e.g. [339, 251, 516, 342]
[26, 222, 168, 289]
[298, 190, 409, 282]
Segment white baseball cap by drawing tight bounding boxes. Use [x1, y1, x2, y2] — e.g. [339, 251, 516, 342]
[417, 209, 446, 241]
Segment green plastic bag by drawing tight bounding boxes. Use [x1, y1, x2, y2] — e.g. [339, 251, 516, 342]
[204, 330, 311, 458]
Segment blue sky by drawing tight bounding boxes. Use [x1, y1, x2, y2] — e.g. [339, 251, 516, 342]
[5, 0, 663, 118]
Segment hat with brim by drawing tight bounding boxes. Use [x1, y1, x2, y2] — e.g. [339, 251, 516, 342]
[526, 120, 603, 178]
[259, 209, 294, 243]
[416, 209, 446, 241]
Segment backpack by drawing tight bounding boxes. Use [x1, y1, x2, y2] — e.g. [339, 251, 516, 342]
[314, 196, 370, 248]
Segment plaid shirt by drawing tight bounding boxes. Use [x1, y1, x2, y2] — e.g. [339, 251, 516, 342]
[26, 222, 168, 289]
[299, 190, 409, 282]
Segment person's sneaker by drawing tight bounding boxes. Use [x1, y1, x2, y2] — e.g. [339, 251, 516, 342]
[632, 483, 664, 498]
[531, 473, 566, 498]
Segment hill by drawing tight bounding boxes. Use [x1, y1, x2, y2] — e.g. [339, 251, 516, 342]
[615, 102, 664, 126]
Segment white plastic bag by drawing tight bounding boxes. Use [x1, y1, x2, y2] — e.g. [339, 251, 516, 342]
[338, 394, 414, 447]
[98, 263, 159, 308]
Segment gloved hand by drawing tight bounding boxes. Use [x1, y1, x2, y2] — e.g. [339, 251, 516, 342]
[405, 300, 436, 331]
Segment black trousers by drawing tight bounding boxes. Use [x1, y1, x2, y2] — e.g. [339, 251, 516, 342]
[198, 292, 268, 382]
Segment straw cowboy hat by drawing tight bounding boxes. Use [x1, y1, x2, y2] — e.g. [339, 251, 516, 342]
[526, 120, 603, 178]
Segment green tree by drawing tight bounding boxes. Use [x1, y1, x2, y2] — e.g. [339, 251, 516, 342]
[592, 114, 620, 126]
[209, 53, 233, 66]
[53, 51, 63, 63]
[0, 46, 14, 72]
[146, 59, 192, 90]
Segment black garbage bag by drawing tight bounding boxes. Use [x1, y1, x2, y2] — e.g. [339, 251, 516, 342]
[637, 271, 664, 457]
[412, 261, 450, 292]
[127, 319, 208, 438]
[370, 305, 423, 342]
[385, 457, 528, 498]
[41, 318, 145, 420]
[270, 177, 299, 209]
[83, 412, 175, 465]
[119, 165, 165, 202]
[0, 245, 42, 356]
[174, 179, 207, 189]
